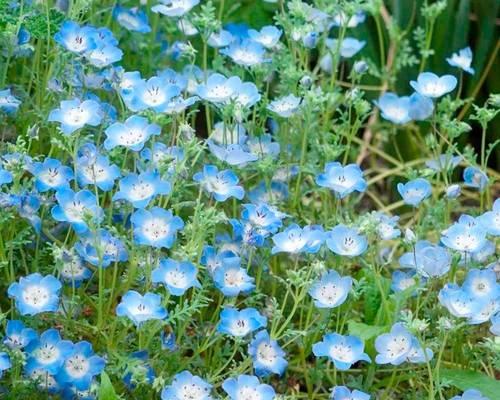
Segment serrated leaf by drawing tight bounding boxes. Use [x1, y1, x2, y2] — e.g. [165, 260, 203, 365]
[347, 321, 387, 341]
[440, 369, 500, 399]
[98, 371, 119, 400]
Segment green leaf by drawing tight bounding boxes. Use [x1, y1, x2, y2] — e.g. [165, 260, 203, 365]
[98, 371, 119, 400]
[440, 369, 500, 398]
[347, 321, 387, 341]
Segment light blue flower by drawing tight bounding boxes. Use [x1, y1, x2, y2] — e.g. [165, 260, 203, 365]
[56, 341, 105, 390]
[271, 224, 325, 254]
[161, 371, 212, 399]
[152, 0, 200, 18]
[207, 140, 258, 166]
[58, 251, 92, 286]
[232, 81, 261, 108]
[397, 178, 432, 207]
[462, 269, 500, 303]
[313, 333, 370, 370]
[408, 92, 434, 121]
[193, 165, 244, 202]
[74, 229, 128, 268]
[25, 329, 73, 375]
[86, 44, 123, 68]
[375, 93, 411, 124]
[152, 258, 201, 296]
[241, 203, 284, 236]
[208, 29, 234, 48]
[326, 224, 367, 257]
[113, 6, 151, 33]
[213, 261, 255, 297]
[391, 270, 418, 294]
[131, 76, 181, 112]
[450, 389, 490, 400]
[248, 330, 287, 377]
[48, 98, 102, 135]
[445, 184, 461, 199]
[0, 167, 12, 185]
[140, 142, 184, 172]
[267, 94, 301, 118]
[248, 180, 289, 204]
[220, 39, 268, 67]
[223, 374, 275, 400]
[331, 11, 367, 28]
[54, 21, 96, 54]
[425, 154, 461, 172]
[331, 386, 370, 400]
[246, 134, 280, 159]
[441, 215, 487, 253]
[31, 158, 73, 192]
[373, 212, 401, 240]
[410, 72, 457, 98]
[217, 307, 267, 337]
[0, 353, 11, 378]
[51, 188, 104, 234]
[479, 198, 500, 236]
[131, 206, 184, 248]
[438, 283, 481, 319]
[104, 115, 161, 151]
[399, 240, 451, 278]
[201, 245, 240, 275]
[447, 47, 475, 75]
[309, 270, 352, 308]
[8, 273, 62, 316]
[248, 25, 282, 49]
[116, 290, 168, 326]
[0, 88, 22, 114]
[113, 171, 171, 208]
[3, 320, 37, 349]
[195, 73, 242, 104]
[490, 313, 500, 336]
[76, 152, 120, 191]
[316, 162, 367, 198]
[327, 37, 366, 58]
[463, 166, 488, 192]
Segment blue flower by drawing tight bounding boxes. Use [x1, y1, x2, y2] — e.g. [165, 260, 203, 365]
[141, 142, 184, 172]
[438, 283, 482, 319]
[48, 98, 102, 135]
[248, 330, 287, 377]
[375, 323, 432, 365]
[490, 313, 500, 336]
[220, 39, 268, 67]
[373, 212, 401, 240]
[408, 92, 434, 121]
[58, 251, 92, 286]
[75, 229, 128, 268]
[375, 93, 411, 124]
[248, 25, 282, 49]
[316, 162, 367, 198]
[195, 73, 242, 104]
[462, 269, 500, 303]
[116, 290, 168, 326]
[104, 115, 161, 151]
[223, 374, 275, 400]
[399, 240, 451, 278]
[241, 203, 284, 236]
[271, 224, 325, 254]
[410, 72, 457, 98]
[161, 370, 212, 400]
[248, 180, 289, 204]
[131, 76, 181, 112]
[326, 224, 367, 257]
[0, 353, 11, 378]
[332, 11, 366, 27]
[152, 0, 200, 17]
[113, 171, 171, 208]
[123, 350, 155, 389]
[447, 47, 475, 75]
[76, 151, 120, 191]
[207, 140, 258, 166]
[313, 333, 370, 370]
[441, 215, 487, 253]
[450, 389, 490, 400]
[309, 270, 352, 308]
[131, 207, 184, 248]
[425, 154, 461, 172]
[208, 29, 234, 48]
[331, 386, 370, 400]
[463, 166, 488, 192]
[391, 270, 418, 294]
[56, 341, 105, 390]
[445, 184, 461, 199]
[152, 258, 201, 296]
[86, 44, 123, 68]
[54, 21, 96, 54]
[3, 320, 37, 349]
[217, 307, 267, 337]
[0, 88, 22, 114]
[327, 37, 366, 58]
[0, 166, 13, 185]
[61, 385, 95, 400]
[8, 273, 62, 316]
[113, 6, 151, 33]
[479, 198, 500, 236]
[51, 188, 104, 234]
[193, 165, 245, 202]
[28, 368, 62, 394]
[31, 158, 73, 192]
[201, 245, 240, 275]
[213, 261, 255, 297]
[267, 95, 301, 118]
[397, 178, 432, 207]
[246, 134, 280, 159]
[25, 329, 73, 375]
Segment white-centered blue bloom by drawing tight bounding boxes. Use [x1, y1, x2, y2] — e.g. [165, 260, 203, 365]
[0, 88, 22, 114]
[86, 43, 123, 68]
[207, 140, 258, 166]
[131, 206, 184, 248]
[8, 273, 62, 316]
[152, 0, 200, 18]
[326, 224, 367, 257]
[397, 178, 432, 207]
[217, 307, 267, 337]
[3, 320, 37, 349]
[213, 262, 255, 297]
[56, 341, 105, 390]
[131, 76, 181, 112]
[463, 166, 488, 192]
[439, 283, 482, 320]
[113, 171, 171, 208]
[220, 39, 268, 67]
[267, 94, 301, 118]
[327, 37, 366, 58]
[113, 6, 151, 33]
[104, 115, 161, 151]
[193, 165, 244, 202]
[332, 11, 366, 27]
[54, 21, 96, 54]
[391, 270, 418, 294]
[161, 370, 212, 400]
[271, 224, 325, 254]
[441, 215, 488, 253]
[248, 330, 287, 377]
[316, 162, 367, 198]
[141, 142, 184, 172]
[48, 98, 102, 135]
[74, 228, 128, 268]
[331, 386, 370, 400]
[76, 151, 120, 191]
[410, 72, 457, 98]
[450, 389, 490, 400]
[223, 374, 275, 400]
[425, 154, 461, 172]
[373, 212, 401, 240]
[241, 203, 284, 236]
[375, 93, 411, 124]
[208, 29, 234, 48]
[195, 73, 241, 104]
[309, 270, 352, 308]
[246, 134, 280, 159]
[24, 329, 73, 375]
[51, 188, 104, 234]
[116, 290, 168, 326]
[248, 26, 282, 49]
[447, 47, 475, 75]
[31, 158, 73, 192]
[445, 184, 461, 199]
[399, 240, 451, 278]
[479, 198, 500, 236]
[408, 92, 434, 121]
[58, 251, 92, 286]
[490, 313, 500, 336]
[313, 333, 371, 370]
[152, 258, 201, 296]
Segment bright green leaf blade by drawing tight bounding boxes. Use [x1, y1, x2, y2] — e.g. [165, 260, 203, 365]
[98, 371, 119, 400]
[348, 321, 388, 341]
[441, 368, 500, 398]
